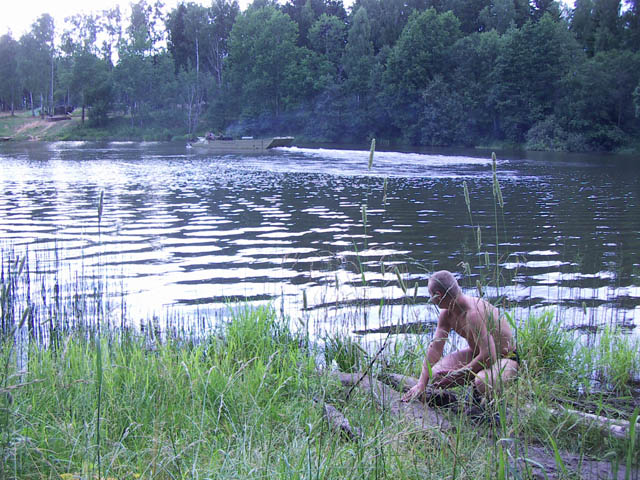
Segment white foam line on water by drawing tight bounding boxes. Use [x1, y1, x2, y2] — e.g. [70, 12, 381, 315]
[281, 146, 498, 166]
[48, 141, 88, 149]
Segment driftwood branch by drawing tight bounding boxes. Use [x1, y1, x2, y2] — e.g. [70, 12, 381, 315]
[377, 372, 418, 392]
[313, 397, 362, 441]
[550, 407, 639, 440]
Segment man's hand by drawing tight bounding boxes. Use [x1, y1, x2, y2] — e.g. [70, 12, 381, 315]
[401, 382, 426, 402]
[431, 368, 471, 389]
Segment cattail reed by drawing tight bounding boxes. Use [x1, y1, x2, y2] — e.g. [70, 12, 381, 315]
[368, 138, 375, 170]
[382, 177, 388, 206]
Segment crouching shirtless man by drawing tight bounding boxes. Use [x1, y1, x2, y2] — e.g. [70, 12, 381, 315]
[402, 270, 518, 403]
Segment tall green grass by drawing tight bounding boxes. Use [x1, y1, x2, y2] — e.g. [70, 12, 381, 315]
[0, 306, 514, 480]
[1, 276, 638, 479]
[3, 233, 633, 479]
[517, 311, 575, 379]
[597, 325, 640, 393]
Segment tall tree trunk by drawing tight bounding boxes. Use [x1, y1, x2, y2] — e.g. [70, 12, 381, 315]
[50, 51, 54, 114]
[187, 85, 194, 136]
[195, 36, 200, 85]
[215, 44, 222, 87]
[30, 91, 34, 116]
[195, 35, 201, 134]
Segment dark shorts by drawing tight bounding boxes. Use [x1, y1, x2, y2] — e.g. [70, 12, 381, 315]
[504, 349, 520, 364]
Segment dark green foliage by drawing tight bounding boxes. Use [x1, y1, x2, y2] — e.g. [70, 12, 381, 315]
[226, 6, 302, 117]
[282, 0, 347, 48]
[449, 31, 502, 142]
[166, 3, 193, 73]
[557, 50, 640, 150]
[308, 13, 347, 69]
[0, 34, 19, 114]
[384, 9, 461, 143]
[350, 0, 431, 52]
[18, 17, 53, 116]
[4, 0, 640, 150]
[420, 76, 468, 146]
[443, 0, 492, 34]
[493, 14, 581, 143]
[71, 50, 113, 125]
[85, 61, 113, 127]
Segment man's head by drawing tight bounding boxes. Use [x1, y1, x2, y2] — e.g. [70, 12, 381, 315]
[428, 270, 461, 308]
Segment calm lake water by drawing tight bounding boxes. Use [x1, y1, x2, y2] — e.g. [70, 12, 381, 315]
[1, 141, 638, 338]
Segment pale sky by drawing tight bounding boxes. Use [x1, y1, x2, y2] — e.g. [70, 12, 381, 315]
[0, 1, 236, 39]
[0, 0, 356, 40]
[1, 0, 575, 41]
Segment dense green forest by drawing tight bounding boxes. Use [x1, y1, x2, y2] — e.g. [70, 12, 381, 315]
[1, 0, 639, 151]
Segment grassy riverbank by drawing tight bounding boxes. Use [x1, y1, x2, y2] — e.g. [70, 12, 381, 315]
[0, 111, 81, 141]
[1, 304, 638, 479]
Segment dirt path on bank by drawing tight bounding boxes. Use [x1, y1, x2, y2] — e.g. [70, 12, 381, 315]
[1, 114, 79, 140]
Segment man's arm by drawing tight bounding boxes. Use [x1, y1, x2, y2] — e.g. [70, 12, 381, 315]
[401, 312, 449, 401]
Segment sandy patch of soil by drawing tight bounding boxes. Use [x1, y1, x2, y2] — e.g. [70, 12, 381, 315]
[14, 117, 76, 140]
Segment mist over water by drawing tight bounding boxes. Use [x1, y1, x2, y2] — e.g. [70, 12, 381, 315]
[1, 141, 638, 337]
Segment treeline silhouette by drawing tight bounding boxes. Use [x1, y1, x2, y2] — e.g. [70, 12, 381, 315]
[0, 0, 638, 151]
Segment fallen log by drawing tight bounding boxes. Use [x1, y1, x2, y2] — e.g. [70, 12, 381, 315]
[313, 396, 362, 441]
[379, 373, 638, 440]
[377, 372, 418, 392]
[551, 406, 639, 440]
[334, 372, 451, 432]
[353, 320, 437, 335]
[374, 372, 638, 480]
[378, 372, 459, 407]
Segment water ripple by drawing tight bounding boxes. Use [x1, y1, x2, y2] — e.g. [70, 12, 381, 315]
[0, 142, 638, 334]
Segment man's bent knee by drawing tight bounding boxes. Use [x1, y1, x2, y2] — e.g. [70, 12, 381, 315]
[474, 359, 518, 396]
[474, 373, 489, 395]
[474, 376, 487, 395]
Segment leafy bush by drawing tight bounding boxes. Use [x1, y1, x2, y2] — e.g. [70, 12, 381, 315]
[525, 116, 568, 151]
[595, 325, 640, 393]
[516, 311, 575, 379]
[323, 334, 367, 373]
[215, 305, 299, 373]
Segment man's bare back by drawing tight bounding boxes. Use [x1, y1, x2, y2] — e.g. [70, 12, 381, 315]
[402, 270, 518, 402]
[448, 295, 515, 357]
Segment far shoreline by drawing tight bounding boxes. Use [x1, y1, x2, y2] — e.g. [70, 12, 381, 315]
[1, 111, 639, 156]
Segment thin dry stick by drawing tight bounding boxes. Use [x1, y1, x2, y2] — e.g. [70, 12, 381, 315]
[345, 330, 392, 402]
